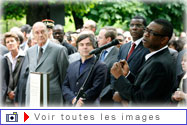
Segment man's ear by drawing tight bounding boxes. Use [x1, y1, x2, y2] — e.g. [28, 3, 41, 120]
[17, 40, 20, 47]
[161, 36, 169, 46]
[92, 27, 96, 33]
[106, 37, 112, 43]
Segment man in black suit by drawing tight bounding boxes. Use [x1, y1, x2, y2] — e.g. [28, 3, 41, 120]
[53, 24, 77, 55]
[111, 19, 176, 106]
[112, 16, 149, 105]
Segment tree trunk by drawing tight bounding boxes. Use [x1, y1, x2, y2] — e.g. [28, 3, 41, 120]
[72, 11, 83, 30]
[26, 3, 49, 26]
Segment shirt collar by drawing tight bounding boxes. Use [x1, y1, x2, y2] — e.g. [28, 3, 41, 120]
[80, 55, 94, 64]
[145, 45, 168, 61]
[132, 37, 143, 47]
[37, 39, 49, 53]
[4, 49, 25, 67]
[105, 46, 114, 53]
[4, 49, 25, 58]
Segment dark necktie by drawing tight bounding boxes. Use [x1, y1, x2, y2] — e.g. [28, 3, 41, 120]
[126, 43, 136, 60]
[37, 47, 43, 63]
[100, 50, 107, 61]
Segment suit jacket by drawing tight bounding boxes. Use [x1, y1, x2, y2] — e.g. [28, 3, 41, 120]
[5, 55, 25, 94]
[0, 55, 9, 105]
[62, 41, 77, 55]
[15, 56, 29, 106]
[26, 41, 69, 106]
[5, 53, 25, 104]
[99, 47, 119, 102]
[0, 44, 8, 56]
[118, 41, 150, 76]
[114, 48, 176, 106]
[62, 56, 107, 105]
[168, 48, 178, 63]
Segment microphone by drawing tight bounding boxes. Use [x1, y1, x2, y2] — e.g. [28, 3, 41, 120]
[89, 39, 119, 55]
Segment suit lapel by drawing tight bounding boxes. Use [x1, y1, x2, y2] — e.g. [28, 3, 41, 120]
[137, 48, 168, 73]
[74, 60, 81, 81]
[104, 47, 115, 62]
[122, 42, 131, 60]
[32, 46, 38, 71]
[13, 56, 24, 73]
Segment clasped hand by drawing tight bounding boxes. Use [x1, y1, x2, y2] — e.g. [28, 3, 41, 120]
[111, 60, 129, 79]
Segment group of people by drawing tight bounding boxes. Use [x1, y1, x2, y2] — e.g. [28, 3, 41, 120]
[0, 16, 187, 107]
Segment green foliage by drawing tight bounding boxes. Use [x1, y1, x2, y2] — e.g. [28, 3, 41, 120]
[1, 0, 185, 35]
[64, 1, 98, 22]
[85, 1, 185, 35]
[85, 1, 146, 31]
[3, 1, 27, 20]
[143, 2, 185, 35]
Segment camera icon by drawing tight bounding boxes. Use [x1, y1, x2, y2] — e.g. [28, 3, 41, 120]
[6, 112, 18, 122]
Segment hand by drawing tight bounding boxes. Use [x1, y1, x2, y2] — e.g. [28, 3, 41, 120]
[72, 97, 84, 107]
[72, 97, 76, 105]
[8, 91, 15, 100]
[111, 62, 124, 79]
[75, 98, 84, 107]
[113, 91, 129, 106]
[172, 90, 186, 101]
[121, 100, 129, 107]
[113, 91, 122, 102]
[119, 60, 129, 76]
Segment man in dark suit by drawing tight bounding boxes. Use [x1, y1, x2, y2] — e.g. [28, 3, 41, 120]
[62, 33, 107, 107]
[53, 24, 77, 55]
[25, 22, 69, 106]
[118, 16, 149, 76]
[112, 16, 149, 105]
[97, 26, 119, 105]
[111, 19, 176, 106]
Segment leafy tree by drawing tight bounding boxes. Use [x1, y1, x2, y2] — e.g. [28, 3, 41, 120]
[143, 2, 185, 35]
[64, 1, 97, 29]
[2, 1, 27, 20]
[85, 0, 185, 35]
[2, 0, 185, 35]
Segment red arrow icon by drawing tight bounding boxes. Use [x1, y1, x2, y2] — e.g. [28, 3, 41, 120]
[24, 112, 29, 122]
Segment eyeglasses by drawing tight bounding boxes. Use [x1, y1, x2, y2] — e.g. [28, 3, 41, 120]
[144, 28, 165, 37]
[129, 24, 144, 28]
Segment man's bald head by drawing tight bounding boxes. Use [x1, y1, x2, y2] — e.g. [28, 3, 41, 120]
[53, 24, 64, 31]
[83, 20, 97, 33]
[32, 22, 48, 47]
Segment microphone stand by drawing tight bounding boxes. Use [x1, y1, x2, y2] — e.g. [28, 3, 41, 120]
[73, 55, 99, 107]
